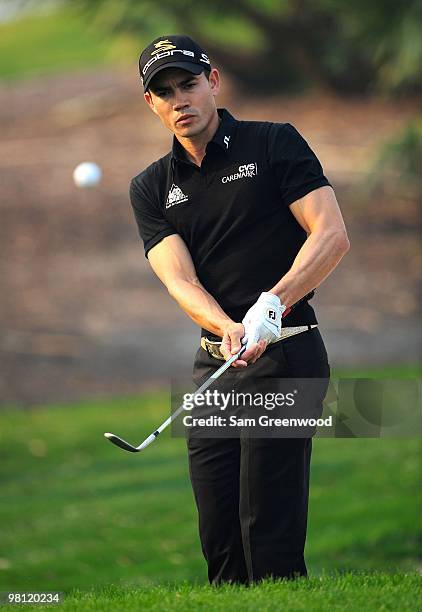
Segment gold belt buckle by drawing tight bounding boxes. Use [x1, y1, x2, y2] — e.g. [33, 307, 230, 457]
[201, 337, 225, 361]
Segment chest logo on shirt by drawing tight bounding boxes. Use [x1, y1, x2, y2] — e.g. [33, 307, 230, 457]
[166, 183, 188, 208]
[221, 162, 258, 184]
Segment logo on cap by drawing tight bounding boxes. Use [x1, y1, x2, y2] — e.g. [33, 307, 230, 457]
[151, 39, 176, 55]
[139, 35, 211, 91]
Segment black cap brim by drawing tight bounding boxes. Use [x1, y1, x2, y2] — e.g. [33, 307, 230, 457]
[143, 61, 205, 91]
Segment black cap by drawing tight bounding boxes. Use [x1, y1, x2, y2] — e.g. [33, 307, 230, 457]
[139, 35, 211, 92]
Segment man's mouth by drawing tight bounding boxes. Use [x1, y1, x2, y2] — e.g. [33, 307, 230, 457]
[176, 114, 195, 125]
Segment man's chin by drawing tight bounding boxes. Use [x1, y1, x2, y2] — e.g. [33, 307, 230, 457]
[174, 122, 203, 138]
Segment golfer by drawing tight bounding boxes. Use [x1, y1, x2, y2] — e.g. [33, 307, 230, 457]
[130, 35, 349, 585]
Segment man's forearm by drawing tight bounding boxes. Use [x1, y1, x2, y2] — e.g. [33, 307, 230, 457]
[269, 228, 350, 308]
[168, 278, 233, 337]
[168, 227, 349, 332]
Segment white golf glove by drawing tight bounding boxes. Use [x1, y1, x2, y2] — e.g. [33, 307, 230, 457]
[242, 292, 286, 351]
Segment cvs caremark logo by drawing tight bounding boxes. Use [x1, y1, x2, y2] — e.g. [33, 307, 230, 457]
[221, 162, 258, 184]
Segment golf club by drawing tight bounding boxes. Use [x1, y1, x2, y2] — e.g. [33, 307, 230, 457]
[104, 344, 247, 452]
[103, 292, 314, 453]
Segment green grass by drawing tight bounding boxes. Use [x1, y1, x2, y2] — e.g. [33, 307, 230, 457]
[0, 6, 268, 82]
[0, 385, 420, 609]
[1, 574, 421, 611]
[0, 3, 311, 84]
[332, 363, 422, 378]
[0, 8, 112, 81]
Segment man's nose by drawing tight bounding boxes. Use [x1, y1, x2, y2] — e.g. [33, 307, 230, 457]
[172, 89, 189, 111]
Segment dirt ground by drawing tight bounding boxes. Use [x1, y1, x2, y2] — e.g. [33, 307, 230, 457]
[0, 69, 420, 406]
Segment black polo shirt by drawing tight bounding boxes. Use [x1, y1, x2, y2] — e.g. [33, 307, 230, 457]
[130, 108, 331, 332]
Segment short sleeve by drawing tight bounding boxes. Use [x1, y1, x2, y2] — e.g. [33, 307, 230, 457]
[267, 123, 331, 207]
[130, 174, 177, 258]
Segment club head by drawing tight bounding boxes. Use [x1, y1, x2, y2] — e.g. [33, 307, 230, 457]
[104, 432, 140, 453]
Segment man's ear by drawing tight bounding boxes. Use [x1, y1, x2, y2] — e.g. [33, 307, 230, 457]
[144, 91, 158, 115]
[208, 68, 220, 97]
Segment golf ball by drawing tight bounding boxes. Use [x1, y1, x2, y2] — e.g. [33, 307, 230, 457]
[73, 162, 102, 188]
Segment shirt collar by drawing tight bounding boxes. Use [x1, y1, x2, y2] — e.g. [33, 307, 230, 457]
[171, 108, 237, 163]
[209, 108, 237, 151]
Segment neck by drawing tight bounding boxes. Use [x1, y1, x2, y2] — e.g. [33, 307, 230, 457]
[176, 111, 220, 167]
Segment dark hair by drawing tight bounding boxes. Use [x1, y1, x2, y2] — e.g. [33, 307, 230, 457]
[147, 67, 211, 93]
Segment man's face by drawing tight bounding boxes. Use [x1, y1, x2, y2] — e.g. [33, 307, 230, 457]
[144, 67, 220, 138]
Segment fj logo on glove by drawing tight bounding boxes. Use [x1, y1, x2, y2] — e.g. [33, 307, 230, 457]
[268, 310, 276, 321]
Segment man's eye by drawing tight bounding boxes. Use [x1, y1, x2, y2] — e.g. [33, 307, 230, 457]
[183, 83, 195, 89]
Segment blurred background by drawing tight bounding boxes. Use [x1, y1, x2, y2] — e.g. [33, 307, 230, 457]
[0, 0, 420, 595]
[0, 0, 421, 406]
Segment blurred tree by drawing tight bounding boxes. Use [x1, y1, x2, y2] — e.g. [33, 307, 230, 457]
[69, 0, 422, 95]
[369, 119, 422, 200]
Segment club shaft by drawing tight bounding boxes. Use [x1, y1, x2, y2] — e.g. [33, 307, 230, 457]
[156, 346, 245, 434]
[104, 346, 246, 452]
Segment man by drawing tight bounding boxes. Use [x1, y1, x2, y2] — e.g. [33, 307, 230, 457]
[130, 34, 349, 585]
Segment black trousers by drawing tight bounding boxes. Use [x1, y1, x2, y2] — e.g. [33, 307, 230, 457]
[186, 328, 330, 585]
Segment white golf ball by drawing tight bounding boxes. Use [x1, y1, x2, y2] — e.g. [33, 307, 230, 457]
[73, 162, 102, 188]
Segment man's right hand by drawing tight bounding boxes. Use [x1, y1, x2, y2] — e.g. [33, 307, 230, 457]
[220, 322, 267, 368]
